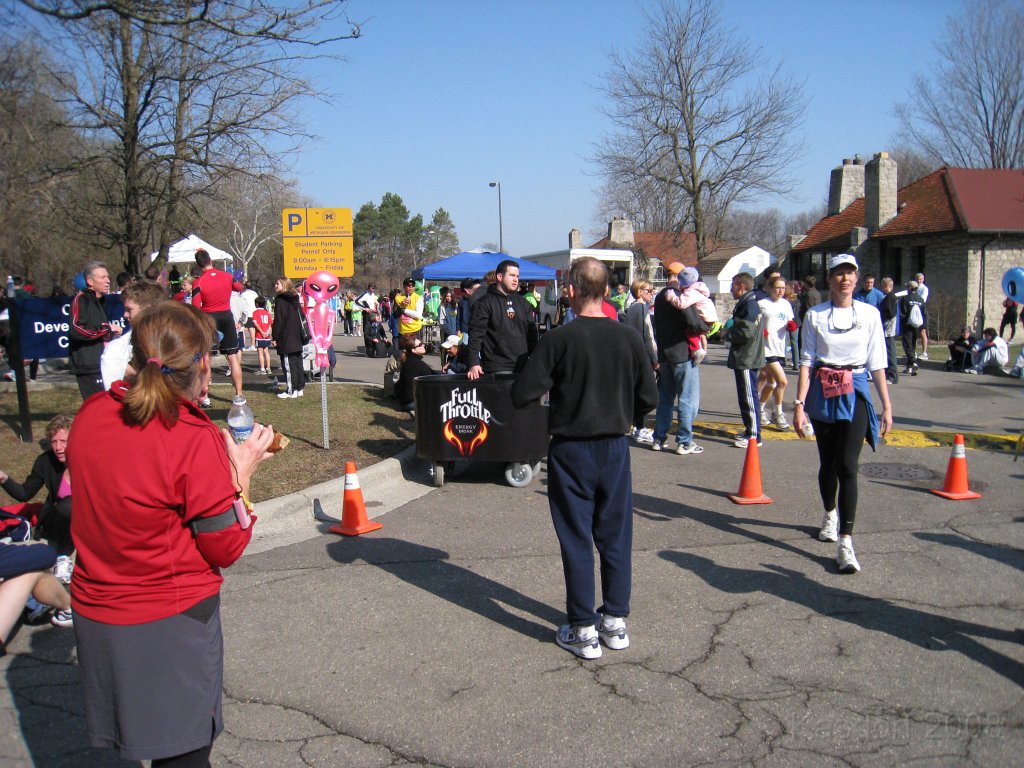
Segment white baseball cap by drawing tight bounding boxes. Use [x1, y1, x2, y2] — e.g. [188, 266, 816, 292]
[828, 253, 859, 272]
[440, 334, 461, 349]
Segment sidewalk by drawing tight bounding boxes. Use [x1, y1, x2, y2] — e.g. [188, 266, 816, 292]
[1, 334, 1022, 767]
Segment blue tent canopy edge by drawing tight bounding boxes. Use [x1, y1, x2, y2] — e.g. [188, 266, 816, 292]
[412, 250, 557, 282]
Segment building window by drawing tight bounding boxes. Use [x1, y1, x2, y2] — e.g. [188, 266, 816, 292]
[915, 245, 926, 276]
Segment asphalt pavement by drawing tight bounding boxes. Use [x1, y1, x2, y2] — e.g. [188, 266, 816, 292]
[1, 333, 1022, 767]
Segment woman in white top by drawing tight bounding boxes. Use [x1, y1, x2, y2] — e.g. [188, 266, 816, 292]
[793, 254, 893, 574]
[757, 276, 796, 429]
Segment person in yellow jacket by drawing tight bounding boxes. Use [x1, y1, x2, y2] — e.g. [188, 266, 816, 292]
[395, 277, 424, 337]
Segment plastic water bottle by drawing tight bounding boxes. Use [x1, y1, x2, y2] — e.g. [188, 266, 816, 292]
[227, 395, 255, 443]
[802, 421, 815, 438]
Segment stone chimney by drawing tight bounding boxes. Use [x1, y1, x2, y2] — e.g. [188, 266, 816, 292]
[569, 228, 582, 249]
[827, 157, 865, 216]
[864, 152, 898, 234]
[607, 218, 635, 248]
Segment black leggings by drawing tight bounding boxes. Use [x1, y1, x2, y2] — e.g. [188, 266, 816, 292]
[152, 744, 212, 768]
[811, 397, 869, 537]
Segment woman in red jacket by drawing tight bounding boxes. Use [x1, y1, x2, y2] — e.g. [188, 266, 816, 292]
[68, 301, 275, 768]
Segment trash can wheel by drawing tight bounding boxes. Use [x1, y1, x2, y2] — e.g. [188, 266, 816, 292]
[433, 461, 445, 488]
[504, 462, 533, 488]
[531, 461, 542, 476]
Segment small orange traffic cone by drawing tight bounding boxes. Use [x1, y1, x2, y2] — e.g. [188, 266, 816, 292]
[930, 434, 982, 500]
[329, 462, 383, 536]
[728, 439, 773, 505]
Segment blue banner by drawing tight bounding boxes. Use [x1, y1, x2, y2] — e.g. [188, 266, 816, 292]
[15, 294, 125, 359]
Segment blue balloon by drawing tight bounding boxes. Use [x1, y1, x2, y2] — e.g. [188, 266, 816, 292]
[1003, 267, 1024, 303]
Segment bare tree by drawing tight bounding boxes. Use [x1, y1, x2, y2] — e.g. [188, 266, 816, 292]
[199, 173, 298, 284]
[593, 0, 805, 261]
[14, 0, 361, 274]
[894, 0, 1024, 169]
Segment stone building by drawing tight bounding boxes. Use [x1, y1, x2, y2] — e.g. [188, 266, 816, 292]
[788, 153, 1024, 337]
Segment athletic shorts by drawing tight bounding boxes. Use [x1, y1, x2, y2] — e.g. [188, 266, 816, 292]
[256, 339, 272, 349]
[765, 356, 786, 366]
[206, 311, 239, 354]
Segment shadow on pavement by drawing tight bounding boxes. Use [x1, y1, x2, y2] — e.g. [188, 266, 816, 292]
[633, 491, 833, 572]
[660, 550, 1024, 688]
[6, 626, 138, 767]
[913, 531, 1024, 572]
[325, 537, 563, 641]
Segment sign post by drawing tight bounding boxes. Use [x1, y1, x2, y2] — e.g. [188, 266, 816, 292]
[282, 208, 354, 279]
[282, 208, 352, 449]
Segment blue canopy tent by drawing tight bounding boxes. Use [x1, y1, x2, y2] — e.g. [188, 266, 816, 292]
[412, 249, 557, 282]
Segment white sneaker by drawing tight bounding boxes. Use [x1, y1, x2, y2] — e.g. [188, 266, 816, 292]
[294, 389, 304, 398]
[837, 538, 861, 573]
[920, 352, 929, 361]
[598, 615, 629, 650]
[277, 391, 296, 399]
[650, 440, 664, 451]
[774, 408, 790, 430]
[759, 405, 770, 425]
[556, 624, 601, 659]
[733, 436, 763, 449]
[818, 509, 839, 542]
[53, 555, 74, 585]
[676, 442, 704, 455]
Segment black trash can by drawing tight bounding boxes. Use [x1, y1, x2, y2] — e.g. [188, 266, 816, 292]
[414, 373, 549, 487]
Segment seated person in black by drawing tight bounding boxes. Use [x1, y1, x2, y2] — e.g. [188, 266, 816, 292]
[363, 311, 390, 358]
[394, 335, 436, 415]
[946, 326, 976, 371]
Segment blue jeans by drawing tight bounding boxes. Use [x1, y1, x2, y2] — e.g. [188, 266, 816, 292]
[654, 360, 700, 446]
[547, 436, 633, 626]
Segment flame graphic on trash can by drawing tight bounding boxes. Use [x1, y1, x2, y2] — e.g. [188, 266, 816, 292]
[443, 419, 489, 456]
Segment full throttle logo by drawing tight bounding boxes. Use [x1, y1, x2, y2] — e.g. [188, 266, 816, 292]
[440, 388, 491, 456]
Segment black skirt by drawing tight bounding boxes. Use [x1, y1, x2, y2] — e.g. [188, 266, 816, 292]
[74, 594, 224, 761]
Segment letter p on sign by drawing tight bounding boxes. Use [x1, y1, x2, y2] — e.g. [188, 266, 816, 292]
[287, 212, 304, 233]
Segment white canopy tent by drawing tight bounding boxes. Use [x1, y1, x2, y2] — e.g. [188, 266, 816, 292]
[149, 234, 233, 267]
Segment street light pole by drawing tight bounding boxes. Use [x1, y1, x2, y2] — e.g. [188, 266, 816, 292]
[489, 181, 503, 253]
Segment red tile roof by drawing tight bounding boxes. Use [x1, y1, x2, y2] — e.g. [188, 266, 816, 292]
[791, 167, 1024, 253]
[946, 168, 1024, 233]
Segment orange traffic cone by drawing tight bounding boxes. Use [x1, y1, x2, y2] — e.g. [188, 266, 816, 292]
[329, 462, 383, 536]
[930, 434, 982, 500]
[728, 439, 773, 505]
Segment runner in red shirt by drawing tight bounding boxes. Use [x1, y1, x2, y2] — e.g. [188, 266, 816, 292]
[191, 249, 244, 401]
[251, 296, 273, 375]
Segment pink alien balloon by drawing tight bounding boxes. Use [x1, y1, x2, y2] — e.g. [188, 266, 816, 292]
[303, 271, 340, 369]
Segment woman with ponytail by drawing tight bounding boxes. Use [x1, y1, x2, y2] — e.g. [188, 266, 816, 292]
[67, 301, 275, 768]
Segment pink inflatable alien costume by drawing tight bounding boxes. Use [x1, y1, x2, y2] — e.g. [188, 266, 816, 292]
[303, 270, 341, 369]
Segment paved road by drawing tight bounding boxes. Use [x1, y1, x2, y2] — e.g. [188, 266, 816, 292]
[1, 333, 1022, 766]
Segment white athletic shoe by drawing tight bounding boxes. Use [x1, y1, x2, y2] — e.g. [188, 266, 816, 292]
[556, 624, 601, 659]
[53, 555, 74, 585]
[598, 615, 630, 650]
[837, 538, 861, 573]
[818, 509, 839, 542]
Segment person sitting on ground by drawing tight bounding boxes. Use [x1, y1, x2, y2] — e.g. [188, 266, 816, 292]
[0, 541, 73, 654]
[946, 326, 977, 372]
[1007, 347, 1024, 379]
[967, 328, 1009, 374]
[440, 334, 468, 374]
[363, 311, 390, 359]
[0, 415, 75, 583]
[394, 335, 436, 416]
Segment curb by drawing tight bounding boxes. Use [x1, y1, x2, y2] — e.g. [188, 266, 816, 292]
[245, 445, 431, 556]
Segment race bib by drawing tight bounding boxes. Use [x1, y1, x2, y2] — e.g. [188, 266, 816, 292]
[817, 367, 853, 398]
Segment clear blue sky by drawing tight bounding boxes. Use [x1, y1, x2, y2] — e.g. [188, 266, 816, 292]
[291, 0, 964, 258]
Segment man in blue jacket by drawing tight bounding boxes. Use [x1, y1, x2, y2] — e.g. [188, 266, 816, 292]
[854, 274, 885, 310]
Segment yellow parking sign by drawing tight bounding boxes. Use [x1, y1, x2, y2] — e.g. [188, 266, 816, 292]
[282, 207, 354, 278]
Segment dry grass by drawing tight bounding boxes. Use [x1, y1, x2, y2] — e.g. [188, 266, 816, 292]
[0, 383, 414, 503]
